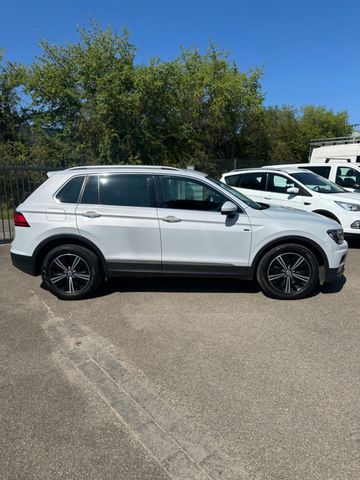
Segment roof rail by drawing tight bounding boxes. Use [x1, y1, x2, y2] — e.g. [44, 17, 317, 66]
[66, 165, 182, 171]
[310, 134, 360, 148]
[228, 166, 290, 173]
[324, 157, 352, 163]
[261, 166, 290, 172]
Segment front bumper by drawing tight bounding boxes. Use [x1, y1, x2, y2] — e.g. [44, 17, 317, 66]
[323, 264, 345, 283]
[11, 252, 36, 276]
[322, 252, 347, 284]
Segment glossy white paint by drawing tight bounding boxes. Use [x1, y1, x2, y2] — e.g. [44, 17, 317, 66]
[157, 207, 251, 267]
[221, 167, 360, 236]
[11, 165, 347, 277]
[310, 143, 360, 163]
[75, 203, 162, 265]
[274, 162, 360, 193]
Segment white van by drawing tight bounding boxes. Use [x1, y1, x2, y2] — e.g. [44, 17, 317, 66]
[310, 143, 360, 163]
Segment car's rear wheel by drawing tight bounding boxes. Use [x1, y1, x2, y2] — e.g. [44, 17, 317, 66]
[256, 244, 319, 300]
[42, 244, 101, 300]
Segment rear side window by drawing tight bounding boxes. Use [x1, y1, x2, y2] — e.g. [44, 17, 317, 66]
[224, 174, 240, 187]
[301, 166, 331, 179]
[56, 176, 85, 204]
[239, 172, 266, 190]
[80, 175, 99, 204]
[80, 174, 153, 207]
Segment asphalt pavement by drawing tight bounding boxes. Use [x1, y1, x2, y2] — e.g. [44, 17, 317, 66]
[1, 242, 359, 480]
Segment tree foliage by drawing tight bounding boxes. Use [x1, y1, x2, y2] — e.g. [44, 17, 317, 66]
[0, 23, 353, 173]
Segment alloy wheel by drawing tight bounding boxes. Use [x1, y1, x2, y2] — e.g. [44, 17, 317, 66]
[267, 252, 311, 294]
[48, 254, 91, 294]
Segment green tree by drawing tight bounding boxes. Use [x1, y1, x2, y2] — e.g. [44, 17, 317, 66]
[25, 24, 264, 170]
[263, 105, 352, 164]
[0, 21, 354, 174]
[0, 51, 27, 143]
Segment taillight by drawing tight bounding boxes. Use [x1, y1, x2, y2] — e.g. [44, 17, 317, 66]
[13, 211, 30, 227]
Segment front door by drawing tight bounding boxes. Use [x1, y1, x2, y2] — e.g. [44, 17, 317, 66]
[155, 175, 252, 275]
[264, 173, 306, 210]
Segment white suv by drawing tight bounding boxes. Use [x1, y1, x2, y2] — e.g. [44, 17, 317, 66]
[221, 167, 360, 237]
[11, 165, 347, 300]
[273, 162, 360, 193]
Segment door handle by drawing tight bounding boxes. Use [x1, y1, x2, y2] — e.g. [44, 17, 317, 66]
[160, 215, 182, 223]
[264, 196, 272, 200]
[80, 211, 102, 218]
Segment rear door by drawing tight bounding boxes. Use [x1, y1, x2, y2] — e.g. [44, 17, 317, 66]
[235, 171, 267, 203]
[75, 174, 161, 274]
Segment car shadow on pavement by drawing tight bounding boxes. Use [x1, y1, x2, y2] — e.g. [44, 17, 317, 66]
[91, 276, 261, 298]
[347, 238, 360, 249]
[80, 274, 346, 299]
[318, 275, 346, 295]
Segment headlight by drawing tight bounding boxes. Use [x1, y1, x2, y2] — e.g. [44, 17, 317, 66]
[327, 228, 345, 244]
[335, 201, 360, 211]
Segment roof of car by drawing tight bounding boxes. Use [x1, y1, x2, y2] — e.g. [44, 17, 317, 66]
[49, 165, 209, 178]
[223, 166, 308, 175]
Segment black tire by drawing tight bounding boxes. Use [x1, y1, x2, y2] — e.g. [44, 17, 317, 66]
[256, 244, 319, 300]
[41, 244, 101, 300]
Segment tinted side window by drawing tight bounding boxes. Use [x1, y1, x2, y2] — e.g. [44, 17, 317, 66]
[56, 176, 85, 203]
[302, 166, 331, 179]
[99, 175, 152, 207]
[239, 172, 266, 191]
[224, 174, 240, 187]
[80, 175, 99, 204]
[336, 166, 360, 187]
[267, 174, 295, 193]
[158, 176, 228, 211]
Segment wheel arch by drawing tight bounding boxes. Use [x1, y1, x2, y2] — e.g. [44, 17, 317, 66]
[250, 236, 328, 278]
[33, 234, 108, 278]
[312, 210, 341, 224]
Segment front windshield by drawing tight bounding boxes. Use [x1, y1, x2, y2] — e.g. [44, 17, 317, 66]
[292, 171, 345, 194]
[207, 176, 263, 210]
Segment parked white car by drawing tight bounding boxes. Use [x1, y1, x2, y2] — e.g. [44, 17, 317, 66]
[220, 166, 360, 237]
[11, 165, 347, 300]
[272, 162, 360, 192]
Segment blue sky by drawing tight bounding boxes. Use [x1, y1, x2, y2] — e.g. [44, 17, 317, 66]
[1, 0, 359, 124]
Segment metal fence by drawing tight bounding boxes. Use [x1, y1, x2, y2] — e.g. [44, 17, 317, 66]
[0, 163, 62, 243]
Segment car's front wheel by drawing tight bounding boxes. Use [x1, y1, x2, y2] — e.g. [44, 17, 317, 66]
[256, 244, 319, 300]
[42, 244, 101, 300]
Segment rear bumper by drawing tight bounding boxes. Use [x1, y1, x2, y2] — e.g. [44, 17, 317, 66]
[11, 252, 36, 276]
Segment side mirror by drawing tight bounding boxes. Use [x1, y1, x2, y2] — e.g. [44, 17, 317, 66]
[287, 186, 300, 195]
[221, 201, 238, 217]
[353, 183, 360, 190]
